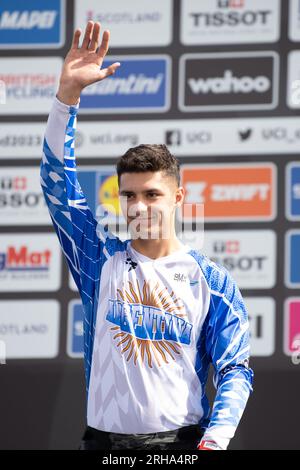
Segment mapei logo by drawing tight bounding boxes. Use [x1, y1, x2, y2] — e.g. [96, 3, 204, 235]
[0, 246, 51, 272]
[179, 52, 279, 111]
[80, 55, 171, 113]
[0, 0, 65, 49]
[181, 163, 276, 221]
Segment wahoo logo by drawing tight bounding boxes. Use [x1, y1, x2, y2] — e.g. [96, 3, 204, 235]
[80, 55, 171, 114]
[0, 0, 65, 49]
[106, 299, 192, 344]
[188, 70, 270, 94]
[179, 51, 278, 111]
[0, 246, 51, 271]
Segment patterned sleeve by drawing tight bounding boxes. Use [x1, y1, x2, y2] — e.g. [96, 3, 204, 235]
[40, 97, 124, 303]
[200, 263, 254, 450]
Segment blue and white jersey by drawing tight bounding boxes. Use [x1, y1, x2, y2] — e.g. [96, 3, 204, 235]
[40, 97, 253, 450]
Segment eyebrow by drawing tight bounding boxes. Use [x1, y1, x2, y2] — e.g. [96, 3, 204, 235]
[119, 188, 164, 195]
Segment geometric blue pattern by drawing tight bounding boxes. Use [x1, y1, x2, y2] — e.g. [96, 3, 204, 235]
[40, 106, 127, 395]
[189, 250, 254, 445]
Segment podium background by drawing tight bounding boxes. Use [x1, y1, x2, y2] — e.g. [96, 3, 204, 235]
[0, 0, 299, 449]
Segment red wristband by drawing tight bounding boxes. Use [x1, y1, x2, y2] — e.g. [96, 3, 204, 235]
[197, 439, 221, 450]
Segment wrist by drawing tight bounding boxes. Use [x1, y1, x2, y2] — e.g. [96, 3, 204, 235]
[56, 82, 81, 106]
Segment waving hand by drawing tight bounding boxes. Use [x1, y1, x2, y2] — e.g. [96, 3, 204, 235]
[57, 21, 120, 105]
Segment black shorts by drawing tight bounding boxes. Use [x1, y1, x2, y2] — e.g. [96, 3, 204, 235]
[78, 424, 204, 450]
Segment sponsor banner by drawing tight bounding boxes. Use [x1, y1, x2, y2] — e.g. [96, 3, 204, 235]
[80, 55, 171, 114]
[179, 52, 279, 112]
[285, 230, 300, 288]
[287, 50, 300, 109]
[181, 0, 280, 45]
[286, 162, 300, 220]
[245, 297, 275, 357]
[284, 298, 300, 356]
[2, 117, 300, 158]
[76, 165, 126, 224]
[0, 0, 65, 49]
[0, 167, 50, 225]
[181, 230, 276, 289]
[0, 123, 44, 158]
[0, 57, 63, 115]
[67, 299, 83, 357]
[288, 0, 300, 41]
[0, 299, 59, 359]
[74, 0, 173, 47]
[0, 233, 61, 292]
[180, 163, 276, 222]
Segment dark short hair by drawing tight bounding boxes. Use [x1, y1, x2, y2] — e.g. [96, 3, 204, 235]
[116, 144, 180, 187]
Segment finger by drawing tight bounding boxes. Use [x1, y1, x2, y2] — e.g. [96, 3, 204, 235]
[81, 21, 94, 49]
[71, 28, 81, 49]
[97, 30, 110, 59]
[89, 22, 101, 51]
[99, 62, 121, 79]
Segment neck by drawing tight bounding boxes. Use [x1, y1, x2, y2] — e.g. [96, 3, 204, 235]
[130, 236, 184, 260]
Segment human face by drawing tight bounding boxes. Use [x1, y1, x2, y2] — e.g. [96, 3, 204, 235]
[119, 171, 184, 240]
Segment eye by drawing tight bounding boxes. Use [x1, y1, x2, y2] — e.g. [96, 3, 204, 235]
[148, 192, 159, 198]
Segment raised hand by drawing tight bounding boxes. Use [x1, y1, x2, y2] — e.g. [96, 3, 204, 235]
[57, 21, 120, 105]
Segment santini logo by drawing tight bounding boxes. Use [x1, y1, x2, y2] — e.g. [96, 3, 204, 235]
[84, 74, 164, 95]
[188, 70, 270, 94]
[80, 56, 170, 113]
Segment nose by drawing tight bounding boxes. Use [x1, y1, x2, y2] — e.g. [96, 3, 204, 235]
[128, 199, 148, 218]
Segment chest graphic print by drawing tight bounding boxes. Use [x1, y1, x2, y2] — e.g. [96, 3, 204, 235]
[105, 279, 193, 368]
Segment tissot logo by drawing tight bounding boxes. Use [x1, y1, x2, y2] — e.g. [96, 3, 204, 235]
[181, 0, 280, 45]
[179, 52, 279, 112]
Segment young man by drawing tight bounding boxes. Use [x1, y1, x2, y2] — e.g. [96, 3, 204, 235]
[40, 21, 253, 451]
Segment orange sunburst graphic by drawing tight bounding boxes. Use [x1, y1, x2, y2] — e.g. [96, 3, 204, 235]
[108, 279, 190, 369]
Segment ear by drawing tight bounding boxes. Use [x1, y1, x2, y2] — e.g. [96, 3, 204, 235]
[175, 186, 185, 207]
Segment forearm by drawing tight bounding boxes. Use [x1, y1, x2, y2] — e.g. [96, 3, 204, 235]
[44, 96, 79, 164]
[200, 365, 253, 450]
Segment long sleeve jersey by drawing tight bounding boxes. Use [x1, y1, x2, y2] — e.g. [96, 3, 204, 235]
[40, 97, 253, 450]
